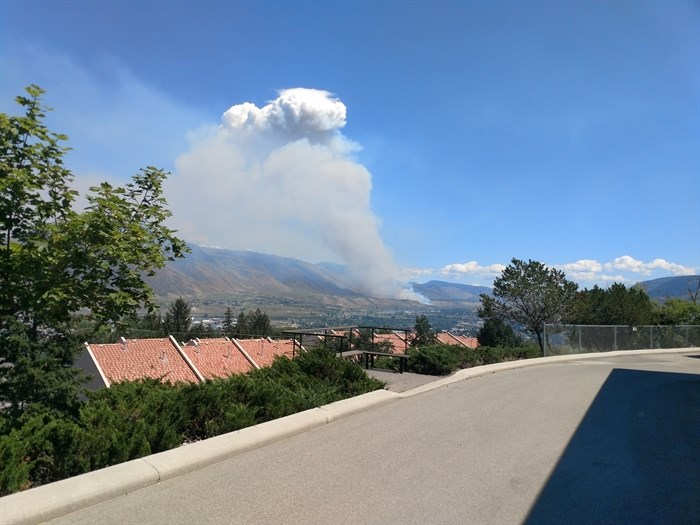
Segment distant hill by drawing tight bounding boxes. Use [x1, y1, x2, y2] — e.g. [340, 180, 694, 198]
[146, 246, 488, 315]
[634, 275, 700, 302]
[410, 280, 491, 305]
[147, 244, 360, 303]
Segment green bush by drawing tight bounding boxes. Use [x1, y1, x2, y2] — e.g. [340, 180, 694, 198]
[178, 380, 256, 442]
[406, 343, 540, 376]
[407, 345, 468, 375]
[0, 432, 31, 495]
[0, 345, 383, 495]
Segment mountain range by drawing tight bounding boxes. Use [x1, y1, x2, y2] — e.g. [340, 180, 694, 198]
[146, 245, 490, 313]
[147, 244, 697, 312]
[634, 275, 700, 302]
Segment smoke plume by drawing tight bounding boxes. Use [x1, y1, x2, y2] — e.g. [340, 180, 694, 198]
[169, 88, 425, 302]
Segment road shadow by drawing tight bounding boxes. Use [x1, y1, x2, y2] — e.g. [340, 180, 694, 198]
[524, 368, 700, 525]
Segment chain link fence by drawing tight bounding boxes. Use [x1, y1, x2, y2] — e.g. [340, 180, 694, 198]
[543, 324, 700, 356]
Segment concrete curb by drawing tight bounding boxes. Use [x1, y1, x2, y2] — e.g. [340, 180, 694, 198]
[1, 349, 696, 524]
[398, 347, 700, 397]
[0, 389, 400, 525]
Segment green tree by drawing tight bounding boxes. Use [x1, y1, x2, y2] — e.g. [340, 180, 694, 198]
[569, 283, 654, 326]
[412, 314, 437, 348]
[0, 85, 187, 418]
[655, 299, 700, 325]
[140, 311, 163, 336]
[476, 316, 521, 348]
[477, 294, 522, 347]
[480, 258, 578, 355]
[235, 310, 248, 335]
[247, 308, 272, 337]
[222, 307, 235, 335]
[165, 297, 191, 336]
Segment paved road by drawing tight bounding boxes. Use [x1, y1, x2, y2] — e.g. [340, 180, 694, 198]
[46, 352, 700, 525]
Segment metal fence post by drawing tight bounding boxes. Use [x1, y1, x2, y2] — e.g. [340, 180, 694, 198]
[543, 324, 547, 357]
[578, 325, 582, 353]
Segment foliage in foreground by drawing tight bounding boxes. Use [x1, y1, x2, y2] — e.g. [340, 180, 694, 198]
[0, 347, 383, 496]
[1, 85, 187, 417]
[403, 343, 540, 376]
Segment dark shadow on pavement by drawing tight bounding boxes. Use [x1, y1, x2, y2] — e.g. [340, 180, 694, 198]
[524, 368, 700, 525]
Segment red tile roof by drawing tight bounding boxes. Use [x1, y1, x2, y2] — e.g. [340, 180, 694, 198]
[456, 335, 479, 349]
[180, 338, 255, 379]
[372, 332, 410, 354]
[437, 332, 478, 348]
[87, 337, 199, 385]
[235, 338, 296, 368]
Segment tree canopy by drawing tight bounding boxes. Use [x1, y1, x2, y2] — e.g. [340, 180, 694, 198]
[1, 86, 187, 330]
[235, 309, 273, 337]
[479, 258, 578, 355]
[476, 316, 521, 348]
[568, 283, 654, 326]
[654, 299, 700, 325]
[0, 85, 187, 417]
[412, 314, 437, 348]
[163, 297, 192, 336]
[222, 307, 235, 335]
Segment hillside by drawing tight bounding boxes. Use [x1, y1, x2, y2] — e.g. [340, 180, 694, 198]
[145, 246, 486, 328]
[411, 280, 491, 305]
[147, 245, 363, 303]
[634, 275, 700, 302]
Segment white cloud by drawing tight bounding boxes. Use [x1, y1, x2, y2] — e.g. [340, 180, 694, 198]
[222, 88, 347, 136]
[603, 255, 696, 276]
[558, 259, 603, 273]
[553, 256, 697, 286]
[419, 256, 697, 289]
[561, 271, 628, 283]
[440, 261, 506, 278]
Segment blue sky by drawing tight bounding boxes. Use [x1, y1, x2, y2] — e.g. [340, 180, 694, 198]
[1, 0, 698, 294]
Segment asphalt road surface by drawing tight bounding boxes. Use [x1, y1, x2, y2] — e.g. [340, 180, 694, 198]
[46, 352, 700, 525]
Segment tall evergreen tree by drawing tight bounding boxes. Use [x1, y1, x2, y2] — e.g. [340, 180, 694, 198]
[248, 309, 272, 337]
[412, 315, 437, 347]
[222, 307, 235, 335]
[235, 311, 248, 336]
[166, 297, 192, 336]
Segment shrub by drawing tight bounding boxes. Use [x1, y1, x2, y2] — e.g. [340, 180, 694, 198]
[407, 345, 467, 376]
[406, 343, 540, 376]
[178, 380, 256, 442]
[0, 344, 384, 495]
[0, 432, 31, 496]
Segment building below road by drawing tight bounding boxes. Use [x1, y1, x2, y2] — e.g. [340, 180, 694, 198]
[78, 330, 477, 389]
[80, 336, 295, 389]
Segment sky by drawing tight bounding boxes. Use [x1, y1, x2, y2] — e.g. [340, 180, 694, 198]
[1, 0, 698, 298]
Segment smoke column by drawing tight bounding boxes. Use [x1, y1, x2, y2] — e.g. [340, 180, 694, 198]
[170, 88, 425, 301]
